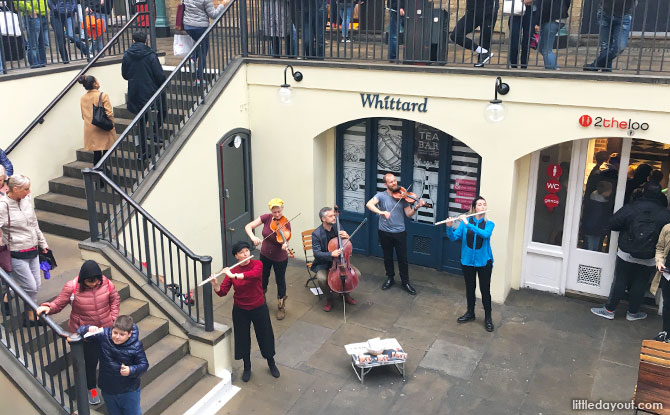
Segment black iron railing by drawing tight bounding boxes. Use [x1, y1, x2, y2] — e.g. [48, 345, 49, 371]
[0, 0, 153, 75]
[245, 0, 670, 74]
[93, 0, 243, 196]
[6, 11, 150, 155]
[0, 269, 89, 415]
[82, 168, 214, 331]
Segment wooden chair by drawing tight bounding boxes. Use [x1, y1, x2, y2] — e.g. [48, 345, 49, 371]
[302, 229, 321, 299]
[634, 340, 670, 414]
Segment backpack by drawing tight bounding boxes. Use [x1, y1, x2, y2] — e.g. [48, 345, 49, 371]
[624, 211, 660, 259]
[70, 277, 113, 304]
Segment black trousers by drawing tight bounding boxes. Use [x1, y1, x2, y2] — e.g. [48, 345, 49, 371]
[449, 0, 499, 52]
[662, 277, 670, 333]
[605, 257, 655, 314]
[84, 340, 99, 390]
[232, 303, 275, 361]
[378, 230, 409, 283]
[260, 254, 288, 299]
[462, 262, 493, 315]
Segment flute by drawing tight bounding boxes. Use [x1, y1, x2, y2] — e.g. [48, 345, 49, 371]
[434, 211, 490, 226]
[198, 255, 255, 286]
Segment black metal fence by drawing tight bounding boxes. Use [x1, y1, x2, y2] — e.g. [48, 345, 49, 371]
[0, 268, 90, 414]
[82, 169, 215, 331]
[245, 0, 670, 74]
[0, 0, 154, 74]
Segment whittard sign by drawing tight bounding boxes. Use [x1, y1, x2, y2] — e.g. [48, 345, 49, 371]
[360, 93, 428, 113]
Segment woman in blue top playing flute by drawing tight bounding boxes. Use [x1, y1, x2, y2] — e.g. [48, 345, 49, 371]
[445, 196, 495, 332]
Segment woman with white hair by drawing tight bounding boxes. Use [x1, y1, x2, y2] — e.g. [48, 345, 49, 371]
[0, 175, 49, 325]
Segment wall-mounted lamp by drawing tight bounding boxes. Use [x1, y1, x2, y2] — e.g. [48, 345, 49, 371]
[484, 76, 510, 123]
[278, 65, 303, 105]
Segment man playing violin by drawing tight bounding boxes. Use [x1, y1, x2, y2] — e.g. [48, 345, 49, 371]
[366, 173, 426, 295]
[244, 198, 291, 320]
[311, 207, 361, 312]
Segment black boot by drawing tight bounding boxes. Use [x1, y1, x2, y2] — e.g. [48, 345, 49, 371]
[484, 315, 494, 332]
[457, 311, 476, 323]
[267, 358, 280, 378]
[242, 358, 251, 382]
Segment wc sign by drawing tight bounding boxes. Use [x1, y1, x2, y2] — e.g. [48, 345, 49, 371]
[545, 179, 561, 193]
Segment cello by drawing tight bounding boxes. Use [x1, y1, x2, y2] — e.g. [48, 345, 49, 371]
[327, 207, 359, 295]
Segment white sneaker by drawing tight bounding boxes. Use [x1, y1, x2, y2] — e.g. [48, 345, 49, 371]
[626, 311, 647, 321]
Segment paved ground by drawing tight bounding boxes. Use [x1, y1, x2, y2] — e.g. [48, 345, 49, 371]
[213, 255, 662, 415]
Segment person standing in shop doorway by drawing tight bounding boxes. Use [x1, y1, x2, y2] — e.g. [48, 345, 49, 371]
[366, 173, 426, 295]
[445, 196, 496, 332]
[244, 198, 291, 320]
[449, 0, 500, 67]
[651, 222, 670, 342]
[592, 182, 670, 322]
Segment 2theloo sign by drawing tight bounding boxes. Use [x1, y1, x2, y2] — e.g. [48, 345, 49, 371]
[579, 115, 649, 132]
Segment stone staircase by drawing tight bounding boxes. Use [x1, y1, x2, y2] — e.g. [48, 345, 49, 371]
[34, 68, 200, 240]
[6, 268, 221, 415]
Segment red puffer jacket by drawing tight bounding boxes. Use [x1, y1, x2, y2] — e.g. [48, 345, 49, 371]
[42, 276, 121, 332]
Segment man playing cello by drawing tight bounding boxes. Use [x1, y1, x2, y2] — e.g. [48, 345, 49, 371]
[312, 207, 361, 312]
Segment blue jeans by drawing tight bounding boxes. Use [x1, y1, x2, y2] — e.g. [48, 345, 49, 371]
[339, 4, 354, 39]
[90, 13, 107, 57]
[593, 9, 632, 70]
[0, 45, 3, 73]
[26, 15, 49, 67]
[102, 390, 141, 415]
[302, 0, 326, 57]
[184, 24, 209, 78]
[539, 21, 561, 69]
[388, 10, 404, 60]
[51, 12, 89, 62]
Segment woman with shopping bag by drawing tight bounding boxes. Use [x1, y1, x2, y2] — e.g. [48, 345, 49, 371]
[78, 75, 115, 171]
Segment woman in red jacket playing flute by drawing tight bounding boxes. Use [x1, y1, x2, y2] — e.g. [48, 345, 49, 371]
[209, 241, 280, 382]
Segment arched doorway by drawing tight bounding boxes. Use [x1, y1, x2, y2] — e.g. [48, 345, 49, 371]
[335, 117, 482, 274]
[522, 137, 670, 300]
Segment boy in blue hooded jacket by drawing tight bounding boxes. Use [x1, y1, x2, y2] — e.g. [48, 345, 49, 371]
[78, 315, 148, 415]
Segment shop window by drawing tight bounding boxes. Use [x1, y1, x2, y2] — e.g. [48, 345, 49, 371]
[342, 122, 367, 213]
[531, 142, 573, 246]
[448, 138, 482, 217]
[577, 138, 622, 252]
[412, 123, 440, 223]
[376, 119, 403, 192]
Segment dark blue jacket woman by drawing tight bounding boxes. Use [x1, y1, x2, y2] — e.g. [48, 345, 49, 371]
[78, 324, 149, 395]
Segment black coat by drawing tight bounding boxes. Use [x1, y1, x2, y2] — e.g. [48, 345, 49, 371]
[602, 0, 636, 15]
[78, 324, 149, 395]
[122, 42, 166, 115]
[608, 196, 670, 259]
[311, 224, 334, 273]
[386, 0, 405, 11]
[535, 0, 571, 24]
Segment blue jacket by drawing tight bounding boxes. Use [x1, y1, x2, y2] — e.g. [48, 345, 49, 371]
[78, 324, 149, 395]
[0, 149, 13, 176]
[446, 217, 494, 267]
[47, 0, 76, 15]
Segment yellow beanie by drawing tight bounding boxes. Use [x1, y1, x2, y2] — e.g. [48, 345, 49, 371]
[268, 198, 284, 209]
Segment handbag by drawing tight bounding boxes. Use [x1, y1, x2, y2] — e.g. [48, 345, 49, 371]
[175, 1, 185, 31]
[503, 0, 526, 15]
[0, 203, 12, 273]
[92, 93, 114, 131]
[173, 33, 195, 57]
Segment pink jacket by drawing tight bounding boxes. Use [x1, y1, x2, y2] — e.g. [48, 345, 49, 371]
[42, 276, 121, 332]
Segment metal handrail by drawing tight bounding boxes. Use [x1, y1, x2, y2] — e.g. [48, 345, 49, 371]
[83, 168, 211, 262]
[6, 12, 149, 155]
[93, 0, 240, 170]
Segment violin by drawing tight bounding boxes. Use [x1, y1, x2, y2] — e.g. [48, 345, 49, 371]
[327, 207, 359, 294]
[391, 186, 433, 208]
[270, 216, 295, 258]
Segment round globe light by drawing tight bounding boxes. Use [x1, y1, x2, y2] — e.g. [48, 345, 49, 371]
[278, 85, 292, 105]
[485, 100, 506, 123]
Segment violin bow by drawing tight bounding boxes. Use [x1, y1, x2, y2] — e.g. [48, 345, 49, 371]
[434, 210, 490, 226]
[338, 218, 368, 251]
[385, 184, 413, 219]
[260, 212, 302, 243]
[198, 255, 255, 286]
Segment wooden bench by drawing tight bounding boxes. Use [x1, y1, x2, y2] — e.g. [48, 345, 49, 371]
[634, 340, 670, 414]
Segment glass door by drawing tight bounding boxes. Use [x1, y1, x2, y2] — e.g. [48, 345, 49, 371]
[566, 138, 628, 297]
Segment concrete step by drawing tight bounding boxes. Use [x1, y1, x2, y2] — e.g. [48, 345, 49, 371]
[161, 374, 223, 415]
[47, 176, 119, 204]
[140, 356, 208, 415]
[36, 210, 90, 241]
[62, 160, 137, 188]
[113, 105, 187, 125]
[34, 192, 103, 222]
[140, 335, 189, 386]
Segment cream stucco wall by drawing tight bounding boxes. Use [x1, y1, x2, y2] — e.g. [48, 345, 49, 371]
[1, 64, 127, 196]
[138, 61, 670, 303]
